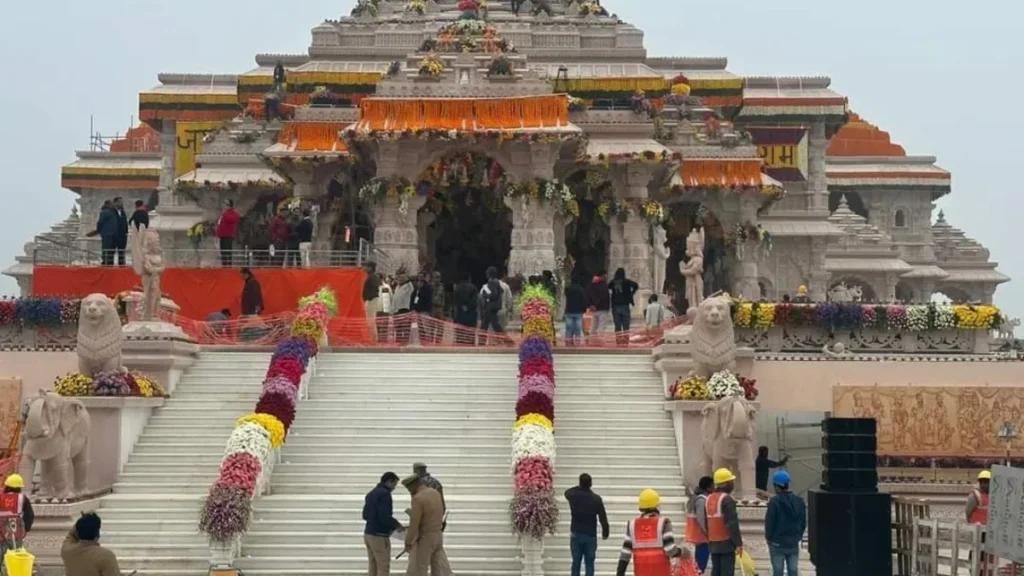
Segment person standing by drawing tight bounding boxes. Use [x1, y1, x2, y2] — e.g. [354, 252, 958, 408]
[412, 273, 434, 344]
[756, 446, 790, 494]
[707, 468, 743, 576]
[128, 199, 149, 231]
[111, 197, 130, 266]
[217, 199, 241, 266]
[297, 209, 315, 268]
[564, 276, 587, 346]
[60, 513, 121, 576]
[764, 471, 805, 576]
[402, 474, 452, 576]
[967, 470, 992, 574]
[413, 462, 446, 514]
[565, 473, 610, 576]
[270, 206, 290, 267]
[685, 476, 713, 574]
[363, 262, 381, 342]
[429, 271, 446, 344]
[452, 273, 478, 345]
[479, 266, 505, 339]
[93, 200, 117, 266]
[609, 267, 639, 344]
[363, 471, 403, 576]
[240, 268, 264, 316]
[586, 272, 612, 342]
[393, 274, 415, 345]
[0, 474, 33, 557]
[616, 488, 682, 576]
[283, 210, 302, 268]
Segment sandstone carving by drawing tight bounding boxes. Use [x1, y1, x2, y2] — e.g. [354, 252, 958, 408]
[76, 293, 124, 377]
[651, 226, 669, 295]
[690, 294, 737, 378]
[19, 391, 91, 501]
[131, 228, 165, 321]
[700, 395, 757, 500]
[681, 227, 705, 312]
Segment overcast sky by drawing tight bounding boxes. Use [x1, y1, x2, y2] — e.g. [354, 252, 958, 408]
[2, 0, 1021, 320]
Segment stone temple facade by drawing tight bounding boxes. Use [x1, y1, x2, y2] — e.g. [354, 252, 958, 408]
[4, 0, 1009, 306]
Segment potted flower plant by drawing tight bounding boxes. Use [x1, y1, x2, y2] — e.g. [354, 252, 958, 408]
[487, 54, 513, 77]
[406, 0, 427, 15]
[458, 0, 480, 19]
[418, 54, 444, 78]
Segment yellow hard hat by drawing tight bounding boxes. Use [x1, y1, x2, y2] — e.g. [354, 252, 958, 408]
[4, 474, 24, 489]
[978, 470, 992, 480]
[638, 488, 661, 510]
[714, 468, 736, 485]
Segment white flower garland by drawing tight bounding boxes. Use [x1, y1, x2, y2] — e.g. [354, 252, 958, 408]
[224, 422, 273, 468]
[934, 305, 957, 330]
[707, 370, 742, 399]
[906, 305, 929, 332]
[511, 423, 556, 466]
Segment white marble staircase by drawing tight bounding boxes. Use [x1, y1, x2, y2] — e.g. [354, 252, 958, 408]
[95, 351, 272, 576]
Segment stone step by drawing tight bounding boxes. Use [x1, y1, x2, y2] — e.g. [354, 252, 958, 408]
[144, 416, 671, 431]
[139, 423, 674, 437]
[233, 556, 522, 573]
[132, 441, 677, 458]
[135, 432, 676, 449]
[158, 397, 664, 408]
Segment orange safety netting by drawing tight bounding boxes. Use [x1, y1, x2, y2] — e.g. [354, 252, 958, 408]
[679, 159, 764, 188]
[167, 311, 687, 349]
[276, 121, 350, 152]
[356, 94, 569, 132]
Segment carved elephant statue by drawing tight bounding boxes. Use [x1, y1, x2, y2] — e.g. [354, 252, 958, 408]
[18, 391, 91, 502]
[700, 395, 757, 500]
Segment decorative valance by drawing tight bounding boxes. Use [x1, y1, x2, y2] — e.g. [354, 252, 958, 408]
[352, 95, 570, 132]
[275, 122, 350, 153]
[678, 159, 764, 188]
[139, 92, 240, 123]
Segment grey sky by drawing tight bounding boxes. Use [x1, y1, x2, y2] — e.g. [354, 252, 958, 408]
[2, 1, 1021, 320]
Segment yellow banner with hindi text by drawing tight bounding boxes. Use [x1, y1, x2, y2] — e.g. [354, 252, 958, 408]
[175, 121, 225, 178]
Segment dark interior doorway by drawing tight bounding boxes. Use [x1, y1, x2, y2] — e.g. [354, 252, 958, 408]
[425, 187, 512, 287]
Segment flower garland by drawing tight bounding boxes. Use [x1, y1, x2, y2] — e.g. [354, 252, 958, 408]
[504, 178, 579, 217]
[0, 297, 81, 328]
[419, 54, 444, 77]
[668, 375, 710, 401]
[707, 370, 742, 399]
[510, 283, 559, 540]
[734, 301, 1002, 332]
[199, 288, 335, 544]
[596, 198, 666, 225]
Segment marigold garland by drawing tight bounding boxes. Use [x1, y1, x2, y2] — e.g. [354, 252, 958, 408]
[514, 413, 554, 431]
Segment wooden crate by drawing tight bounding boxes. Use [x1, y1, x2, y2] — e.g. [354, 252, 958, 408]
[913, 518, 983, 576]
[893, 497, 931, 575]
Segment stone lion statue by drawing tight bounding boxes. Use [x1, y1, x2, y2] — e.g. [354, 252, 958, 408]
[76, 293, 124, 377]
[700, 395, 757, 500]
[19, 391, 91, 501]
[690, 294, 737, 378]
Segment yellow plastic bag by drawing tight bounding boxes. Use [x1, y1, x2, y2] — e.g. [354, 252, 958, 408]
[4, 548, 34, 576]
[737, 548, 756, 576]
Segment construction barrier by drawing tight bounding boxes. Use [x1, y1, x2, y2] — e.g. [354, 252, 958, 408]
[913, 518, 986, 576]
[893, 497, 930, 576]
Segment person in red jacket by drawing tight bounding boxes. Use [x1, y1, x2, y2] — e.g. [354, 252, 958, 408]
[269, 206, 290, 267]
[216, 200, 241, 266]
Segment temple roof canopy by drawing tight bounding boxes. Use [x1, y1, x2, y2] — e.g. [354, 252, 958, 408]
[61, 151, 161, 192]
[826, 155, 951, 195]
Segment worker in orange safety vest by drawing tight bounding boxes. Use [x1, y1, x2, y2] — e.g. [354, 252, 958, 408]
[707, 468, 743, 576]
[684, 476, 713, 574]
[0, 474, 34, 555]
[967, 470, 993, 575]
[616, 488, 683, 576]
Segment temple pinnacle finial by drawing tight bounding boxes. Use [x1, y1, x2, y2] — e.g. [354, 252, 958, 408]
[937, 210, 946, 224]
[838, 194, 849, 208]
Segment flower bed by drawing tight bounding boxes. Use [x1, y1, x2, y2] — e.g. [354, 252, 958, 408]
[509, 284, 559, 540]
[198, 288, 335, 545]
[53, 370, 167, 398]
[668, 373, 758, 401]
[732, 301, 1002, 332]
[0, 297, 80, 327]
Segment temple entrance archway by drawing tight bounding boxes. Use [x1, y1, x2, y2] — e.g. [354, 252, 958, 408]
[416, 152, 513, 287]
[563, 170, 611, 281]
[664, 202, 728, 312]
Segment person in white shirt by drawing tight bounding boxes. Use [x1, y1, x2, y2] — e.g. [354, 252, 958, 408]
[645, 294, 674, 332]
[393, 274, 415, 344]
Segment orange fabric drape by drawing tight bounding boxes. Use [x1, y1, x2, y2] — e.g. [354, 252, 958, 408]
[31, 266, 367, 321]
[357, 95, 569, 131]
[276, 122, 350, 152]
[680, 159, 763, 188]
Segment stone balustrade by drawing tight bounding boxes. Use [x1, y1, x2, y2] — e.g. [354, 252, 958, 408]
[0, 323, 77, 350]
[734, 325, 992, 355]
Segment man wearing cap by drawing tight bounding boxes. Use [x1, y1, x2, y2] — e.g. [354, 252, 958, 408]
[707, 468, 743, 576]
[967, 470, 992, 573]
[413, 463, 445, 509]
[764, 470, 805, 576]
[0, 474, 33, 557]
[615, 488, 683, 576]
[402, 473, 451, 576]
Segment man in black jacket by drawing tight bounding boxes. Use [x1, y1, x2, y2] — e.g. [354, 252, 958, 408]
[94, 200, 118, 266]
[412, 273, 434, 342]
[240, 268, 263, 316]
[609, 267, 639, 345]
[564, 473, 610, 576]
[363, 472, 403, 576]
[452, 273, 478, 345]
[128, 199, 149, 231]
[111, 197, 130, 266]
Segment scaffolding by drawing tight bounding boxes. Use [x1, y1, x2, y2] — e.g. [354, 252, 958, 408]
[776, 413, 827, 497]
[88, 114, 143, 152]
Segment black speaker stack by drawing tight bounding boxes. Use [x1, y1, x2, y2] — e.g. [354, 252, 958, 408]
[807, 417, 892, 576]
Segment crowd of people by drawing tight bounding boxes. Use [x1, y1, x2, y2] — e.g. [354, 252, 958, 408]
[215, 200, 316, 268]
[89, 197, 149, 266]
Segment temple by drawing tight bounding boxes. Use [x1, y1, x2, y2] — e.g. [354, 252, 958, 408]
[3, 0, 1008, 307]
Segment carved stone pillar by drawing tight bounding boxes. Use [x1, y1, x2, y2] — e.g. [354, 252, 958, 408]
[809, 237, 830, 301]
[372, 196, 424, 275]
[158, 121, 177, 208]
[883, 273, 899, 303]
[608, 164, 654, 293]
[806, 121, 829, 213]
[292, 170, 322, 199]
[507, 198, 556, 278]
[731, 199, 761, 301]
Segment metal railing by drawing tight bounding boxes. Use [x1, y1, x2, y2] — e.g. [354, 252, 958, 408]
[31, 236, 388, 269]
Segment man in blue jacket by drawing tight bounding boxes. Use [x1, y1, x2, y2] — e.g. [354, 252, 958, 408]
[764, 470, 806, 576]
[363, 471, 404, 576]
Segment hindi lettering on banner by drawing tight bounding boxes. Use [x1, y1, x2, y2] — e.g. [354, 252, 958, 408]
[757, 145, 798, 170]
[986, 465, 1024, 563]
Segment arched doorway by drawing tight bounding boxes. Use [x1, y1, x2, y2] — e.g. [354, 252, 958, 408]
[563, 170, 611, 281]
[663, 202, 728, 312]
[416, 152, 513, 287]
[329, 177, 374, 253]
